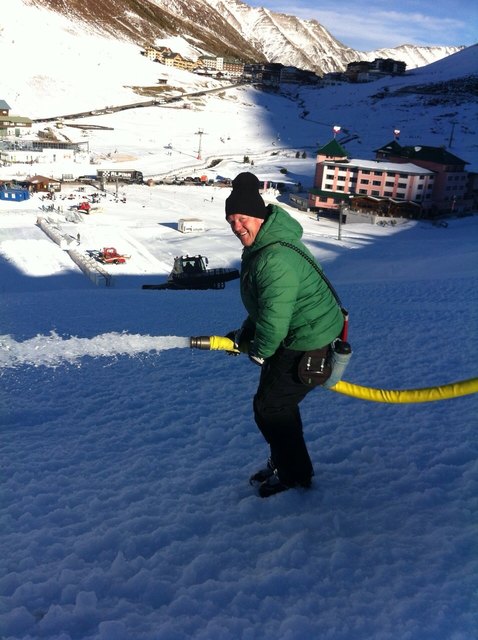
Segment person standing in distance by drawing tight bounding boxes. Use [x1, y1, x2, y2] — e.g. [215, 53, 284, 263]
[225, 172, 344, 497]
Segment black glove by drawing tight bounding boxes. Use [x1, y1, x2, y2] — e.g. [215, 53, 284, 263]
[225, 330, 242, 356]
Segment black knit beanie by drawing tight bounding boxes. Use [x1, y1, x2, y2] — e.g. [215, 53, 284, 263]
[225, 172, 267, 219]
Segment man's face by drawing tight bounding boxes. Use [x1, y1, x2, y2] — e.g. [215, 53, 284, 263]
[226, 213, 264, 247]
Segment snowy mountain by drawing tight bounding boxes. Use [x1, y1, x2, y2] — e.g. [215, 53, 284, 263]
[203, 0, 462, 73]
[23, 0, 462, 74]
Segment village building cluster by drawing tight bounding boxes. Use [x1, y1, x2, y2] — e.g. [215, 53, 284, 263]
[143, 46, 408, 86]
[143, 46, 321, 85]
[342, 58, 406, 83]
[0, 99, 90, 167]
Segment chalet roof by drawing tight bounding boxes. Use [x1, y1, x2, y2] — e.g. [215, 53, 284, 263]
[375, 140, 467, 165]
[0, 115, 32, 125]
[316, 139, 348, 158]
[164, 52, 184, 60]
[374, 140, 403, 154]
[26, 175, 61, 183]
[0, 99, 11, 110]
[397, 145, 467, 165]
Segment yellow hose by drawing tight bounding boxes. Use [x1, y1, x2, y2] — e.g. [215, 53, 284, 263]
[190, 336, 478, 404]
[330, 378, 478, 403]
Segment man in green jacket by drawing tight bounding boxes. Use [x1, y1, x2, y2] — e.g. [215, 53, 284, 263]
[225, 172, 344, 497]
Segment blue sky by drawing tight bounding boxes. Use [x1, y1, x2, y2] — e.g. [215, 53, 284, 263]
[245, 0, 478, 50]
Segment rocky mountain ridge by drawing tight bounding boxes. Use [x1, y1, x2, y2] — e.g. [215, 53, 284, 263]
[24, 0, 462, 75]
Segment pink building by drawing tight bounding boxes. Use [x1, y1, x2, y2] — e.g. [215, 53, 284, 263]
[309, 139, 434, 214]
[309, 139, 473, 217]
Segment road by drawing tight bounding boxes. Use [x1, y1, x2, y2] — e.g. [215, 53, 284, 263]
[32, 83, 251, 124]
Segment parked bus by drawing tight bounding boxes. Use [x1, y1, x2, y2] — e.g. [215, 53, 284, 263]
[97, 170, 144, 184]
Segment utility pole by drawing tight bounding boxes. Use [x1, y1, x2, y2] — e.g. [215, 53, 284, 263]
[195, 128, 205, 160]
[338, 203, 344, 240]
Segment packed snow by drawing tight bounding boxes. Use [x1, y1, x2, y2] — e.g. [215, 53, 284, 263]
[1, 4, 478, 639]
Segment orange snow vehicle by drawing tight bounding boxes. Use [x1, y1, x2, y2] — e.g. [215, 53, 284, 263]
[96, 247, 130, 264]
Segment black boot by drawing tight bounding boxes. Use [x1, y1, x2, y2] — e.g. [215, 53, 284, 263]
[258, 471, 312, 498]
[258, 471, 292, 498]
[249, 457, 276, 486]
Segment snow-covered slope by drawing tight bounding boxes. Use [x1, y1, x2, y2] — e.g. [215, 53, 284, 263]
[362, 43, 462, 72]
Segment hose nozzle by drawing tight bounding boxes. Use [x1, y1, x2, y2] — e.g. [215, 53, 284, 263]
[190, 336, 213, 350]
[190, 335, 237, 352]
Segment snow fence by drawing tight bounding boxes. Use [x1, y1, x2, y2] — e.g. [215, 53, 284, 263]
[36, 216, 111, 287]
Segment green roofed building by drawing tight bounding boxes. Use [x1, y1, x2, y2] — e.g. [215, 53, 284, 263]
[315, 139, 348, 160]
[374, 141, 471, 215]
[0, 99, 32, 137]
[375, 141, 468, 168]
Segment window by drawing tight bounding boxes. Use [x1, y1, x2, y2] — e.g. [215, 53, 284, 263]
[372, 180, 381, 186]
[360, 179, 370, 184]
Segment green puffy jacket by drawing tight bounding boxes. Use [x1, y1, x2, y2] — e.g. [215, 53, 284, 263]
[240, 204, 344, 359]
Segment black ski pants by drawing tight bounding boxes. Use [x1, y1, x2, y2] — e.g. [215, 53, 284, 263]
[253, 347, 314, 487]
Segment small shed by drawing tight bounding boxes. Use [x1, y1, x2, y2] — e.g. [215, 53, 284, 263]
[26, 175, 61, 193]
[178, 218, 205, 233]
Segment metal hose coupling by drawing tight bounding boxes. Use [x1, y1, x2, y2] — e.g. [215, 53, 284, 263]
[190, 335, 237, 351]
[190, 336, 212, 350]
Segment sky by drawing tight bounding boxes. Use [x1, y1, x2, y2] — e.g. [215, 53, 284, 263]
[244, 0, 478, 50]
[1, 4, 478, 639]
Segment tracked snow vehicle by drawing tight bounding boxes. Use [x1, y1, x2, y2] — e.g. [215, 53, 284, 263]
[142, 255, 239, 290]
